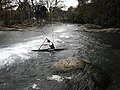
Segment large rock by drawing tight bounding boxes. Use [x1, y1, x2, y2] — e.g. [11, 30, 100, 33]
[51, 57, 85, 72]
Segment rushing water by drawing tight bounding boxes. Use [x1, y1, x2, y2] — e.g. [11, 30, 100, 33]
[0, 23, 120, 90]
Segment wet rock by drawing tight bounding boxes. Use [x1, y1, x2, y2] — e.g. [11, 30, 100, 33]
[82, 27, 120, 33]
[84, 24, 102, 29]
[50, 57, 111, 90]
[0, 27, 16, 31]
[51, 57, 85, 72]
[76, 24, 120, 33]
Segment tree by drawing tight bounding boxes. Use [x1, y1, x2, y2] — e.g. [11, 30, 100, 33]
[27, 0, 48, 23]
[0, 0, 17, 25]
[92, 0, 120, 27]
[76, 0, 120, 27]
[45, 0, 65, 22]
[66, 6, 77, 23]
[15, 0, 33, 23]
[76, 0, 93, 23]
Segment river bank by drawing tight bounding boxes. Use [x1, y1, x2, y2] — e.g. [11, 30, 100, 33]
[0, 22, 45, 31]
[76, 24, 120, 33]
[0, 24, 31, 31]
[1, 23, 120, 33]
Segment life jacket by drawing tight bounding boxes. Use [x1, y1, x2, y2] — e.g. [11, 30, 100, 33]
[49, 42, 55, 49]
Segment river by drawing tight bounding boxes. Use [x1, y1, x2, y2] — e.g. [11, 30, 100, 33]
[0, 23, 120, 90]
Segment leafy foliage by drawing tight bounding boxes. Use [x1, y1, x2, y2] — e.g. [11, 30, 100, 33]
[0, 0, 65, 25]
[74, 0, 120, 28]
[0, 0, 17, 25]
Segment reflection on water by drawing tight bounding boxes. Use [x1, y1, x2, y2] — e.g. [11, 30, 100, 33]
[0, 23, 120, 90]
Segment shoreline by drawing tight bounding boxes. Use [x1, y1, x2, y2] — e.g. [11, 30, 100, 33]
[0, 27, 26, 31]
[0, 24, 39, 31]
[76, 24, 120, 33]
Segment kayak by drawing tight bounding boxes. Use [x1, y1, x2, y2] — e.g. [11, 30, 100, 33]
[32, 48, 65, 52]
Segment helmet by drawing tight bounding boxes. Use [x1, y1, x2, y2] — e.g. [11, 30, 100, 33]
[47, 39, 50, 43]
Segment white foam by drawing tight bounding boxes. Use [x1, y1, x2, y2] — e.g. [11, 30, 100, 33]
[0, 34, 61, 68]
[47, 75, 72, 82]
[0, 37, 44, 68]
[32, 84, 37, 89]
[64, 76, 72, 79]
[47, 75, 64, 82]
[54, 28, 66, 33]
[60, 35, 65, 38]
[60, 35, 70, 38]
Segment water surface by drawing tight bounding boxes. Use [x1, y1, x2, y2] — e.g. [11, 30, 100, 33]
[0, 23, 120, 90]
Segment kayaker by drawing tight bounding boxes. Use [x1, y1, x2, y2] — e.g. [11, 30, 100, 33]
[46, 38, 55, 49]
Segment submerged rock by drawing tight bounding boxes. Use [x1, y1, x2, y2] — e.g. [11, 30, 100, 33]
[51, 57, 85, 72]
[50, 57, 111, 90]
[90, 65, 112, 89]
[61, 64, 112, 90]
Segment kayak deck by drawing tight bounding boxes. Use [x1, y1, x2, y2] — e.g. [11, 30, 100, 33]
[32, 48, 65, 52]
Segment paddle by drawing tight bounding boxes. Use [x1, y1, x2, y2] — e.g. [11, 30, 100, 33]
[38, 38, 47, 50]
